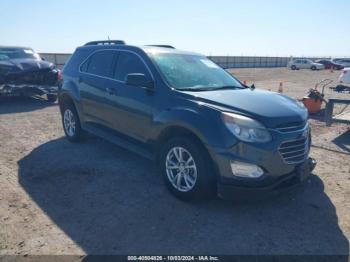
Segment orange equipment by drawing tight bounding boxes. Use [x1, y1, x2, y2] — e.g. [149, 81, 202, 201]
[302, 79, 333, 114]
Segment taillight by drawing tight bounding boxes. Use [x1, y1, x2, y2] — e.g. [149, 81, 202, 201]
[57, 69, 63, 81]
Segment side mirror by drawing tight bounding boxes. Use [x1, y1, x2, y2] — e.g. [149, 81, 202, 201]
[41, 57, 46, 61]
[125, 73, 154, 89]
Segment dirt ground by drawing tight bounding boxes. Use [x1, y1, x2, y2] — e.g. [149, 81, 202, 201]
[0, 68, 349, 257]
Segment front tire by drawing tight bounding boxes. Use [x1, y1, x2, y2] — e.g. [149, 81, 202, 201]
[159, 137, 216, 201]
[61, 102, 83, 142]
[311, 66, 317, 71]
[291, 65, 297, 70]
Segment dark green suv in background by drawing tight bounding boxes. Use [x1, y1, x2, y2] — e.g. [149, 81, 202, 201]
[58, 40, 316, 200]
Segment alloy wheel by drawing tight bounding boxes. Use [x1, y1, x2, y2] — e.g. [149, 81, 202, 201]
[63, 109, 76, 137]
[165, 146, 197, 192]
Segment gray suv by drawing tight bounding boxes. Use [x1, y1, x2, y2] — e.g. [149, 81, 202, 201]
[58, 40, 316, 200]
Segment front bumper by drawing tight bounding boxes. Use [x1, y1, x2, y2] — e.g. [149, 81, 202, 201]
[217, 158, 316, 200]
[0, 84, 58, 97]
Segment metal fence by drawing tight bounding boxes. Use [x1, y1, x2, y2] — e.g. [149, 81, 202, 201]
[208, 56, 290, 69]
[39, 53, 71, 69]
[207, 56, 338, 69]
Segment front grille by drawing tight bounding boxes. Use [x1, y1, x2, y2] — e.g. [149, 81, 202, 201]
[279, 137, 309, 164]
[276, 121, 307, 132]
[7, 70, 56, 85]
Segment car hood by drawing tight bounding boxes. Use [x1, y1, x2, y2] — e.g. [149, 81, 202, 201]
[0, 58, 53, 74]
[182, 88, 308, 128]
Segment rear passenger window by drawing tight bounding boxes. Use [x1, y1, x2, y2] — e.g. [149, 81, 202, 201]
[85, 51, 115, 77]
[114, 52, 150, 81]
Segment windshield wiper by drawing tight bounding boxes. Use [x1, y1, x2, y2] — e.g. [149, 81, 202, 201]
[206, 85, 244, 91]
[177, 87, 211, 92]
[178, 85, 245, 92]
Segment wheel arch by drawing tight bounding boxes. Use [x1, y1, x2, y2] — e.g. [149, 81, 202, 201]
[58, 92, 76, 114]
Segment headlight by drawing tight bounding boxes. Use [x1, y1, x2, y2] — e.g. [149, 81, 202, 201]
[221, 112, 271, 143]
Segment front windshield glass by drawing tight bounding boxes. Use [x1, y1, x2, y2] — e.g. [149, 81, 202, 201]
[149, 52, 243, 90]
[0, 48, 41, 61]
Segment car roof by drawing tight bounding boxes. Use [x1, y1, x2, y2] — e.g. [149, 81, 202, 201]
[77, 44, 204, 57]
[140, 45, 203, 56]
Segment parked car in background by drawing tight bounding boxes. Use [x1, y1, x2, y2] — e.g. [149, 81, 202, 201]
[58, 40, 316, 201]
[0, 46, 61, 101]
[315, 59, 344, 70]
[333, 59, 350, 68]
[339, 68, 350, 84]
[288, 59, 324, 70]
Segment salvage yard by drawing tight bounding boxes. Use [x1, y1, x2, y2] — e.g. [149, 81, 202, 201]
[0, 68, 349, 256]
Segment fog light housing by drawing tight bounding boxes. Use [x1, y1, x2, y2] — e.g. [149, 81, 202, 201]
[230, 161, 264, 178]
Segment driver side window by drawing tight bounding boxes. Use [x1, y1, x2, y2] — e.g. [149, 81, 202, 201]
[114, 52, 151, 82]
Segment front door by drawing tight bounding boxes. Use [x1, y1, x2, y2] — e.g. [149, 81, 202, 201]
[105, 51, 154, 142]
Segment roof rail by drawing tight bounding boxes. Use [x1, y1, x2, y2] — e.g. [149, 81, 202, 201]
[84, 40, 126, 46]
[146, 45, 175, 49]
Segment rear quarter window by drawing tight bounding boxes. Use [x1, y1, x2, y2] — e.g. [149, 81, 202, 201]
[63, 49, 90, 75]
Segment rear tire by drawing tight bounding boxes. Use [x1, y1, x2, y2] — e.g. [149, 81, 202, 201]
[159, 136, 216, 201]
[311, 66, 317, 71]
[61, 102, 83, 142]
[291, 65, 297, 70]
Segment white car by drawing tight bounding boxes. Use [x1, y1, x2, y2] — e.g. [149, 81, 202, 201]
[288, 59, 325, 70]
[339, 68, 350, 84]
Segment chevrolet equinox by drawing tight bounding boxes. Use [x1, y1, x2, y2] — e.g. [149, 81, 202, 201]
[58, 40, 316, 200]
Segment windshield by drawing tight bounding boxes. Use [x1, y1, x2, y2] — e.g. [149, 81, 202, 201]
[149, 53, 244, 90]
[0, 48, 41, 61]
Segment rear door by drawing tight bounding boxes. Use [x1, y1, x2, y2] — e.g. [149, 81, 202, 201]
[79, 50, 117, 128]
[299, 59, 306, 69]
[105, 50, 155, 142]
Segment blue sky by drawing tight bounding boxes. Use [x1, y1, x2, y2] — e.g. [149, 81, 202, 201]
[1, 0, 349, 56]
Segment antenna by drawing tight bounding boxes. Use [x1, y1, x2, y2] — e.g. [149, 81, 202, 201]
[108, 35, 110, 40]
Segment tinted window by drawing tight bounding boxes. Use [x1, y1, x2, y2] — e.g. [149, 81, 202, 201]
[85, 51, 115, 77]
[114, 52, 150, 81]
[80, 59, 89, 72]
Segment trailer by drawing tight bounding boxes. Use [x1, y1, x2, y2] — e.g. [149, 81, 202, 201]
[325, 98, 350, 126]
